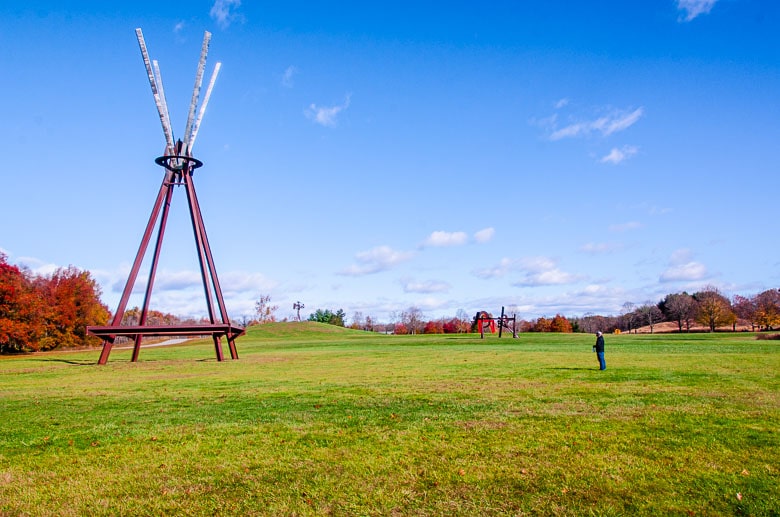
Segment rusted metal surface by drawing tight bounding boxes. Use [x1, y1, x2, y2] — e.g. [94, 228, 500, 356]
[89, 29, 240, 365]
[88, 324, 245, 341]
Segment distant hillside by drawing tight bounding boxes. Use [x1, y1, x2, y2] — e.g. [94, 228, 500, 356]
[631, 321, 752, 334]
[243, 321, 378, 340]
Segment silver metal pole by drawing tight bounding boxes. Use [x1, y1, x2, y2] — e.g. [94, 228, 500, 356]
[188, 62, 221, 152]
[135, 28, 175, 150]
[183, 31, 211, 150]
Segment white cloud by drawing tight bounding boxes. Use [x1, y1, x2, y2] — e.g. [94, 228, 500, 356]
[423, 230, 468, 247]
[173, 21, 185, 34]
[401, 278, 451, 294]
[282, 66, 297, 88]
[473, 227, 495, 243]
[474, 256, 583, 287]
[513, 256, 584, 287]
[210, 0, 242, 29]
[306, 94, 351, 127]
[554, 98, 569, 109]
[609, 221, 642, 232]
[339, 245, 414, 276]
[660, 262, 707, 282]
[600, 145, 639, 164]
[473, 257, 518, 279]
[660, 248, 708, 282]
[155, 270, 203, 290]
[549, 107, 644, 141]
[677, 0, 718, 21]
[220, 271, 278, 294]
[14, 256, 58, 276]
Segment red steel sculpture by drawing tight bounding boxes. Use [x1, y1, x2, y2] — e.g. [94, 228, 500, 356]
[88, 29, 244, 364]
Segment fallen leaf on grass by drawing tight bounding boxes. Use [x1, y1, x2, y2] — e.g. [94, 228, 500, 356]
[736, 493, 743, 501]
[741, 469, 749, 476]
[458, 469, 465, 476]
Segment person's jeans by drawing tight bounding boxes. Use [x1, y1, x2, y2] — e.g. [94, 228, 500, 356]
[597, 351, 606, 370]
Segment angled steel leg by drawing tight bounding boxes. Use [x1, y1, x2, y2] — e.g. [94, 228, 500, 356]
[187, 175, 238, 359]
[98, 169, 174, 365]
[132, 174, 177, 362]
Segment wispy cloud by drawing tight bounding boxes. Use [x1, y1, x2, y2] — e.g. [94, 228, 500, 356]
[554, 98, 569, 109]
[339, 245, 414, 276]
[579, 242, 624, 254]
[677, 0, 718, 22]
[512, 257, 584, 287]
[422, 230, 468, 247]
[210, 0, 243, 29]
[660, 249, 708, 282]
[473, 257, 518, 279]
[473, 227, 495, 243]
[608, 221, 642, 232]
[306, 94, 351, 127]
[173, 21, 185, 34]
[401, 278, 451, 294]
[282, 65, 298, 88]
[548, 107, 644, 141]
[600, 145, 639, 164]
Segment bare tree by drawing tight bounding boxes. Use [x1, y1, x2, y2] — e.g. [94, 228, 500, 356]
[401, 307, 424, 335]
[621, 302, 636, 333]
[637, 303, 664, 333]
[255, 294, 279, 324]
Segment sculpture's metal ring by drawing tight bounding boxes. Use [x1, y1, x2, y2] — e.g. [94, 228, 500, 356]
[154, 155, 204, 172]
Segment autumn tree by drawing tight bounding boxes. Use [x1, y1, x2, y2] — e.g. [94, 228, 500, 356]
[754, 289, 780, 330]
[533, 317, 551, 332]
[660, 292, 697, 332]
[549, 314, 573, 333]
[0, 255, 46, 353]
[35, 266, 110, 349]
[255, 294, 279, 324]
[423, 319, 444, 334]
[694, 287, 734, 332]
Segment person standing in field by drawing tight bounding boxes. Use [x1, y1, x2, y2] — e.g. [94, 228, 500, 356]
[594, 331, 606, 370]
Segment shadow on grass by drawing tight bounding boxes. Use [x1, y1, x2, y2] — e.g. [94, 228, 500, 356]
[32, 358, 95, 366]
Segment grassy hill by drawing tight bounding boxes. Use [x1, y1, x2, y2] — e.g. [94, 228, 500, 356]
[1, 330, 778, 515]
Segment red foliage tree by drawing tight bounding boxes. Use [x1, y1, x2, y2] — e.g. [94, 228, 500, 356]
[394, 323, 409, 335]
[423, 320, 444, 334]
[0, 255, 47, 353]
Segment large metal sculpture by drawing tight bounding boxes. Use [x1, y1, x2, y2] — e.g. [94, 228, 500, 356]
[88, 29, 244, 364]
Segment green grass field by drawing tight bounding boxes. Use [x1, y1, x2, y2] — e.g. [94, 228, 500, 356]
[1, 323, 778, 516]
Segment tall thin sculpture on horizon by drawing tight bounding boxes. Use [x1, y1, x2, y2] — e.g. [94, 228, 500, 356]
[87, 29, 244, 364]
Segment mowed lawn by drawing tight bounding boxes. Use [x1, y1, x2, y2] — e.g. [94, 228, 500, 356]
[1, 323, 778, 516]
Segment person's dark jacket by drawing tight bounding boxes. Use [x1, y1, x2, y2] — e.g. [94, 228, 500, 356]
[595, 335, 605, 353]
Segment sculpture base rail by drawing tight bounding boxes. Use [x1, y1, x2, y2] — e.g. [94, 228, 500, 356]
[87, 324, 245, 344]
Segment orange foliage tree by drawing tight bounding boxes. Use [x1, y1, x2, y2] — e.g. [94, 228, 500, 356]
[549, 314, 573, 333]
[0, 255, 46, 352]
[0, 255, 109, 353]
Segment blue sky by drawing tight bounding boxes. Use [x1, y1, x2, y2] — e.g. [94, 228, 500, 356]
[1, 0, 778, 324]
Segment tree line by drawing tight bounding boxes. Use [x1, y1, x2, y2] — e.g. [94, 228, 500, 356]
[270, 285, 779, 336]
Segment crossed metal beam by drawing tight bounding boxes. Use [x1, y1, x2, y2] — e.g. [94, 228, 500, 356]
[88, 29, 243, 364]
